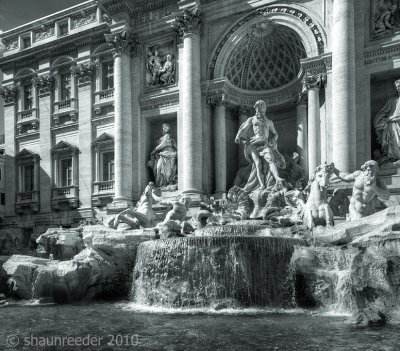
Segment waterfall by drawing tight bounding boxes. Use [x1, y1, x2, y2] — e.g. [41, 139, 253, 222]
[131, 236, 305, 309]
[291, 246, 358, 314]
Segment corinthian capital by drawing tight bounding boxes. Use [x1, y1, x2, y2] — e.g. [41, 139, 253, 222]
[302, 73, 326, 92]
[104, 29, 140, 58]
[0, 84, 17, 104]
[70, 62, 96, 83]
[174, 5, 202, 37]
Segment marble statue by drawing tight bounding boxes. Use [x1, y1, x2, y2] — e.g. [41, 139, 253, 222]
[374, 79, 400, 160]
[332, 160, 390, 221]
[147, 123, 177, 188]
[156, 195, 193, 236]
[262, 180, 289, 220]
[303, 163, 335, 229]
[234, 100, 286, 192]
[105, 182, 159, 229]
[227, 185, 253, 220]
[147, 47, 163, 86]
[159, 54, 175, 86]
[287, 152, 305, 190]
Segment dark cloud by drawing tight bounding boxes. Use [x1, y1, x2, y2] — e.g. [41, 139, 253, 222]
[0, 0, 85, 31]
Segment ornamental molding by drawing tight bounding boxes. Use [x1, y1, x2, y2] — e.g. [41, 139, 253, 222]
[0, 84, 18, 105]
[302, 73, 326, 91]
[203, 77, 302, 109]
[33, 75, 54, 95]
[71, 10, 97, 29]
[139, 90, 179, 111]
[104, 29, 140, 57]
[34, 26, 55, 42]
[71, 62, 96, 84]
[364, 44, 400, 65]
[208, 5, 325, 80]
[91, 115, 115, 127]
[300, 54, 331, 76]
[15, 131, 40, 143]
[173, 4, 202, 37]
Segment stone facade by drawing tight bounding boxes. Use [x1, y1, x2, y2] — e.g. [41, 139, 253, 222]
[0, 0, 400, 230]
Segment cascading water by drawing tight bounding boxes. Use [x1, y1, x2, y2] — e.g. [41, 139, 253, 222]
[131, 235, 306, 309]
[291, 246, 358, 314]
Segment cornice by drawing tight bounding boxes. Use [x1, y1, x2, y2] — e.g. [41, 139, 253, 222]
[139, 90, 179, 111]
[203, 77, 302, 109]
[364, 42, 400, 65]
[0, 25, 109, 72]
[99, 0, 176, 16]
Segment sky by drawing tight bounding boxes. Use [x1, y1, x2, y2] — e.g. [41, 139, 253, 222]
[0, 0, 85, 31]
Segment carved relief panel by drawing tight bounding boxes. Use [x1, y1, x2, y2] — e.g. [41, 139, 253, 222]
[145, 41, 176, 90]
[371, 0, 400, 38]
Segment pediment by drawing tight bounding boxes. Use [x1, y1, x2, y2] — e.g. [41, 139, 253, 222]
[51, 141, 78, 154]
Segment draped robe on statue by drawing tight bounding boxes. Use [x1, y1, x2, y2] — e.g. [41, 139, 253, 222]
[374, 97, 400, 160]
[235, 117, 286, 193]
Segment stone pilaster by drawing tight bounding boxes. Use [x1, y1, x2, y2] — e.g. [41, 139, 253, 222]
[35, 75, 53, 213]
[75, 63, 94, 214]
[303, 74, 325, 176]
[332, 0, 356, 172]
[105, 28, 139, 209]
[296, 94, 308, 180]
[1, 86, 17, 217]
[175, 4, 203, 194]
[213, 102, 227, 195]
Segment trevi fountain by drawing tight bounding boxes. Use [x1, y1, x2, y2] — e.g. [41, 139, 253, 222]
[3, 0, 400, 350]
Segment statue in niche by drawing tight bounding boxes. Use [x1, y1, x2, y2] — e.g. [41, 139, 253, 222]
[146, 46, 175, 87]
[374, 79, 400, 160]
[331, 160, 390, 221]
[372, 0, 398, 34]
[147, 123, 177, 189]
[234, 100, 286, 192]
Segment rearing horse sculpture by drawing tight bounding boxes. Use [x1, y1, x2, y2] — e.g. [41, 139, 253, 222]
[303, 163, 335, 229]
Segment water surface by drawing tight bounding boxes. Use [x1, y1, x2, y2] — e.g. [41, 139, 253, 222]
[0, 303, 399, 350]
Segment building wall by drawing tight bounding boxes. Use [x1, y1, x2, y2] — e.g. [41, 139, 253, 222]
[1, 0, 400, 228]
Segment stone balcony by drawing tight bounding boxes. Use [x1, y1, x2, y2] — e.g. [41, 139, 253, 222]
[92, 180, 114, 207]
[93, 88, 114, 115]
[52, 185, 79, 210]
[16, 108, 39, 134]
[15, 191, 40, 214]
[52, 98, 78, 126]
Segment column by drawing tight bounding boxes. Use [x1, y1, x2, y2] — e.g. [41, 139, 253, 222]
[105, 28, 138, 208]
[176, 4, 203, 194]
[296, 94, 309, 180]
[214, 102, 227, 195]
[37, 75, 53, 213]
[303, 75, 324, 176]
[332, 0, 356, 172]
[76, 63, 94, 212]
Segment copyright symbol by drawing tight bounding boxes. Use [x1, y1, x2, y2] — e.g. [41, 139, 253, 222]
[6, 335, 19, 347]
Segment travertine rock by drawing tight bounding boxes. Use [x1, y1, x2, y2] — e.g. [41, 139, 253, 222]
[36, 228, 85, 260]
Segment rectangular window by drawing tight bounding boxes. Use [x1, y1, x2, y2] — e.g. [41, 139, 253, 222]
[60, 72, 71, 101]
[24, 164, 34, 192]
[102, 62, 114, 90]
[102, 152, 114, 181]
[60, 158, 72, 187]
[23, 83, 33, 110]
[1, 193, 5, 205]
[23, 36, 31, 48]
[59, 23, 69, 37]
